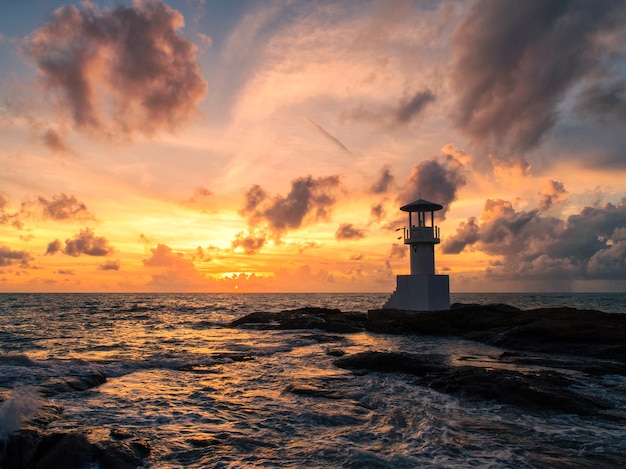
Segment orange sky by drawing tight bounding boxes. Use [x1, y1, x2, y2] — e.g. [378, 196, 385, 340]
[1, 0, 625, 293]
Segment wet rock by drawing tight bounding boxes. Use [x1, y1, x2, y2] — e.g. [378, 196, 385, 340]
[1, 428, 151, 469]
[35, 432, 96, 469]
[96, 437, 151, 469]
[325, 348, 346, 357]
[334, 351, 448, 375]
[334, 351, 614, 415]
[38, 372, 107, 397]
[230, 307, 367, 333]
[419, 367, 612, 415]
[368, 305, 626, 363]
[0, 429, 42, 469]
[283, 383, 343, 399]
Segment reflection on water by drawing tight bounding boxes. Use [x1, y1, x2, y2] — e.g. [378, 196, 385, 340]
[1, 293, 625, 467]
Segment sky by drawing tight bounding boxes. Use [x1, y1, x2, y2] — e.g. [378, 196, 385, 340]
[1, 0, 625, 293]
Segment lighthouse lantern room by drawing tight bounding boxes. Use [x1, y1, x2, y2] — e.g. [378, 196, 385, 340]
[383, 198, 450, 311]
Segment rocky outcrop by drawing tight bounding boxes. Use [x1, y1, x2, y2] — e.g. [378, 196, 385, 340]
[367, 304, 626, 362]
[229, 307, 367, 333]
[334, 351, 614, 415]
[0, 427, 150, 469]
[230, 304, 626, 363]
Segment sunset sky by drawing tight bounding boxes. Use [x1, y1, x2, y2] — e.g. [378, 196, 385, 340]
[1, 0, 625, 293]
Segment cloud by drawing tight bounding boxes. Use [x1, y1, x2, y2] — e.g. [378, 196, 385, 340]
[341, 88, 436, 129]
[0, 246, 32, 268]
[450, 0, 625, 154]
[184, 187, 213, 210]
[396, 89, 436, 124]
[370, 202, 386, 222]
[98, 260, 120, 271]
[335, 223, 366, 241]
[397, 153, 467, 219]
[143, 243, 207, 290]
[48, 228, 113, 257]
[443, 197, 626, 283]
[45, 239, 62, 255]
[369, 165, 394, 194]
[240, 175, 342, 239]
[231, 230, 266, 255]
[389, 243, 406, 260]
[539, 179, 568, 211]
[489, 153, 531, 180]
[35, 193, 92, 221]
[1, 193, 93, 229]
[576, 79, 626, 123]
[23, 0, 207, 137]
[41, 128, 73, 155]
[442, 217, 480, 254]
[304, 117, 352, 156]
[0, 195, 23, 229]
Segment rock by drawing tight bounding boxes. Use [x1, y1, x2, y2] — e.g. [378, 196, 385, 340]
[334, 351, 448, 375]
[334, 351, 614, 415]
[367, 305, 626, 362]
[283, 383, 343, 399]
[39, 372, 107, 397]
[96, 437, 150, 469]
[230, 307, 367, 333]
[35, 432, 96, 469]
[0, 429, 42, 469]
[419, 367, 613, 415]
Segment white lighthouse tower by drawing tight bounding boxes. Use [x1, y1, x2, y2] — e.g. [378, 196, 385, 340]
[383, 198, 450, 311]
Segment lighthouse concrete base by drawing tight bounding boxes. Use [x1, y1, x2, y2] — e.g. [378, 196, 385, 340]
[383, 274, 450, 311]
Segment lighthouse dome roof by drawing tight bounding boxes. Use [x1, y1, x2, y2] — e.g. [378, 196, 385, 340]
[400, 198, 443, 212]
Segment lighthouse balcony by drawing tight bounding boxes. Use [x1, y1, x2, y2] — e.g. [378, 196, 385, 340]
[404, 226, 440, 244]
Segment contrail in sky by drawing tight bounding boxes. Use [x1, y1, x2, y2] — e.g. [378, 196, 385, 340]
[304, 117, 353, 157]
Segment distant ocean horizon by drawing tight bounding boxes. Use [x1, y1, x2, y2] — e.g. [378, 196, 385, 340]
[1, 291, 625, 314]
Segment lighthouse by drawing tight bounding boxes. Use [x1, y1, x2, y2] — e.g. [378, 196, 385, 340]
[383, 198, 450, 311]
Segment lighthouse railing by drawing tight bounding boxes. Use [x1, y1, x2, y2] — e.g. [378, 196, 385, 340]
[404, 225, 440, 244]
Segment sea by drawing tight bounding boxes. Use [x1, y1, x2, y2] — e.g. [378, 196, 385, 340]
[1, 292, 625, 468]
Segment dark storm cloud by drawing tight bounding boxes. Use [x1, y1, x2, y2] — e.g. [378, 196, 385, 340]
[397, 154, 466, 219]
[443, 198, 626, 282]
[576, 80, 626, 123]
[0, 246, 32, 268]
[369, 165, 394, 194]
[47, 228, 113, 257]
[240, 175, 342, 239]
[23, 0, 207, 136]
[335, 223, 366, 241]
[451, 0, 625, 154]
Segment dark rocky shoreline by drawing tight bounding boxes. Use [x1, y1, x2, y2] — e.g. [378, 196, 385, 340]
[230, 303, 626, 363]
[230, 304, 626, 416]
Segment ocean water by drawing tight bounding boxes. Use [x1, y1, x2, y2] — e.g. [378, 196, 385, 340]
[1, 292, 625, 468]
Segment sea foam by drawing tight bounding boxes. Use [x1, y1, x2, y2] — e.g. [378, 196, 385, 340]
[0, 387, 41, 439]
